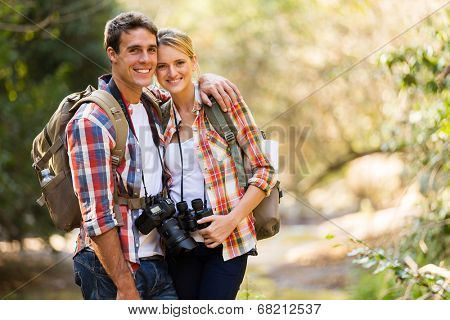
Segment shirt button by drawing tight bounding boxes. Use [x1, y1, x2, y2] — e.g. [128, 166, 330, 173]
[135, 243, 139, 247]
[136, 168, 141, 172]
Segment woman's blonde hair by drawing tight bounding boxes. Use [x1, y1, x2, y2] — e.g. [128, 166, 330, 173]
[157, 28, 199, 76]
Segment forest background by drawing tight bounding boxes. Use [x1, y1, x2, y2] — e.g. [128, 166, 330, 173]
[0, 0, 448, 299]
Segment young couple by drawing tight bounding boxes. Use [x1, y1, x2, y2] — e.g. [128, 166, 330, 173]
[67, 11, 276, 300]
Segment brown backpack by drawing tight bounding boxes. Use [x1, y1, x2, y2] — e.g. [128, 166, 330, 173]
[31, 86, 134, 231]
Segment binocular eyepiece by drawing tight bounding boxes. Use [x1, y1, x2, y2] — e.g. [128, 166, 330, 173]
[176, 198, 213, 232]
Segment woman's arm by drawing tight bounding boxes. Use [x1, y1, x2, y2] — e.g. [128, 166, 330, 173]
[198, 99, 277, 247]
[199, 185, 265, 248]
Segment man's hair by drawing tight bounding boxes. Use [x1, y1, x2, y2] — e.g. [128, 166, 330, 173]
[104, 11, 158, 53]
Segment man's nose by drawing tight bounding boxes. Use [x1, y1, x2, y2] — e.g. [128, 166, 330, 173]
[139, 51, 149, 63]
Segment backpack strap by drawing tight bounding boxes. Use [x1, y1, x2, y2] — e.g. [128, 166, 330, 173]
[203, 100, 247, 189]
[160, 99, 172, 133]
[75, 90, 129, 226]
[142, 87, 162, 122]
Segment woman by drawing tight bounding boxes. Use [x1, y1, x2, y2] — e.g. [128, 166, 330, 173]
[156, 29, 276, 299]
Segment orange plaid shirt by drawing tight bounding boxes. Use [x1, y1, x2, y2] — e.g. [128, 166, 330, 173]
[163, 99, 277, 261]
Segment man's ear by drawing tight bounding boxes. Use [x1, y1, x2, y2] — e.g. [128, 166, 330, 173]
[106, 47, 118, 63]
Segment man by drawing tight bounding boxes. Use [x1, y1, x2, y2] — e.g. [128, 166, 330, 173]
[66, 11, 241, 300]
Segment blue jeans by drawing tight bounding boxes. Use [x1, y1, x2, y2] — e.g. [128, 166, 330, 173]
[167, 243, 248, 300]
[73, 248, 177, 300]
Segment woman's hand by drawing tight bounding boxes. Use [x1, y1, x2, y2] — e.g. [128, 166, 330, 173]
[198, 73, 242, 112]
[197, 214, 239, 248]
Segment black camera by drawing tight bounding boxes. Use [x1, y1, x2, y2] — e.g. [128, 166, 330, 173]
[135, 196, 197, 256]
[177, 198, 214, 232]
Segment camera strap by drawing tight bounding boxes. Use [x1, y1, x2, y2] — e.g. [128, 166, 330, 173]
[173, 104, 208, 209]
[107, 79, 165, 200]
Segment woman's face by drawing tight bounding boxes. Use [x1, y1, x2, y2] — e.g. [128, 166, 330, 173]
[156, 44, 196, 95]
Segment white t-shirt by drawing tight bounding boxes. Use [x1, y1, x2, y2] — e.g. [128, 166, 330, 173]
[128, 102, 164, 258]
[165, 138, 211, 242]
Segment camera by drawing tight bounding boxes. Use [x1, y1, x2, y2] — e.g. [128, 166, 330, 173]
[177, 198, 213, 232]
[135, 196, 197, 256]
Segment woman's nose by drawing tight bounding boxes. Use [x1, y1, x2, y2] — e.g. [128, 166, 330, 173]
[168, 65, 176, 77]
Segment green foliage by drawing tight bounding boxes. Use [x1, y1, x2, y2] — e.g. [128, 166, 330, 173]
[0, 0, 117, 241]
[350, 269, 400, 300]
[349, 246, 450, 299]
[352, 13, 450, 300]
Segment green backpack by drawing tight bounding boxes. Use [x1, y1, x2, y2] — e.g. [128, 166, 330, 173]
[161, 99, 282, 240]
[31, 86, 160, 231]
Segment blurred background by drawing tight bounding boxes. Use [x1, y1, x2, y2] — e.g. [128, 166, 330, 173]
[0, 0, 448, 299]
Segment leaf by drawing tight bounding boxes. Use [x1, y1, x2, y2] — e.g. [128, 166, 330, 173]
[362, 259, 377, 269]
[348, 247, 366, 257]
[374, 260, 391, 274]
[353, 256, 369, 265]
[325, 234, 334, 240]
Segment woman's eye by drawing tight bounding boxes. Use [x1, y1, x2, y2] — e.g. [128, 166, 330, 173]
[176, 61, 185, 66]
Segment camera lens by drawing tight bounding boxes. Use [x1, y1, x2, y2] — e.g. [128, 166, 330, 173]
[159, 218, 197, 256]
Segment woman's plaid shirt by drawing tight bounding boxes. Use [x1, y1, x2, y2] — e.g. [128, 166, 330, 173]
[163, 98, 277, 261]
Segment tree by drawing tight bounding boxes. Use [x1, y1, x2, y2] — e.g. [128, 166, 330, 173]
[0, 0, 118, 242]
[351, 12, 449, 299]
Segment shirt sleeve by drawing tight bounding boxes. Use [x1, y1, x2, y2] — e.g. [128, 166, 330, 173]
[228, 100, 277, 196]
[66, 106, 118, 237]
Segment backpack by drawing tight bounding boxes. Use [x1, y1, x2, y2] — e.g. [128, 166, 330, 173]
[31, 85, 160, 232]
[161, 99, 282, 240]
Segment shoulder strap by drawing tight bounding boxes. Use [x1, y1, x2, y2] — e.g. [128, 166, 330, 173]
[203, 100, 247, 188]
[142, 87, 162, 122]
[77, 90, 128, 169]
[160, 99, 172, 133]
[74, 90, 128, 226]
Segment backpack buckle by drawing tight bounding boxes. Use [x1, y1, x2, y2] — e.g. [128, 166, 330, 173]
[111, 155, 121, 167]
[224, 131, 235, 144]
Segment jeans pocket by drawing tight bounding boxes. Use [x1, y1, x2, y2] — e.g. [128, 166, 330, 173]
[74, 271, 82, 287]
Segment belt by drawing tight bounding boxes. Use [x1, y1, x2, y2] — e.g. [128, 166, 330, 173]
[117, 193, 163, 210]
[140, 255, 164, 262]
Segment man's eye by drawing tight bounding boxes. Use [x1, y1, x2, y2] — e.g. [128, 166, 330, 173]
[149, 47, 157, 53]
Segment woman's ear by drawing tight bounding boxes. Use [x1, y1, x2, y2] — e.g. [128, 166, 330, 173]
[192, 54, 198, 71]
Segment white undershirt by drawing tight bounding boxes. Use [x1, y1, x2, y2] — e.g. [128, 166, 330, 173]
[165, 138, 211, 242]
[128, 102, 164, 258]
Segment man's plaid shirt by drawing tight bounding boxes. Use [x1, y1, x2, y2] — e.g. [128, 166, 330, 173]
[66, 75, 170, 266]
[163, 98, 277, 261]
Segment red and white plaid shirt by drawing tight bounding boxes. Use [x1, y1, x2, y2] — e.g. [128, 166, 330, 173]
[66, 75, 170, 267]
[163, 98, 277, 261]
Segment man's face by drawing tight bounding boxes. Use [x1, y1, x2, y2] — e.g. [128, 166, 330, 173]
[108, 28, 157, 93]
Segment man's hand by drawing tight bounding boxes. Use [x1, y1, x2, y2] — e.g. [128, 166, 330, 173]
[197, 214, 238, 248]
[116, 278, 140, 300]
[198, 73, 243, 112]
[91, 228, 141, 300]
